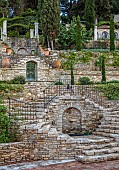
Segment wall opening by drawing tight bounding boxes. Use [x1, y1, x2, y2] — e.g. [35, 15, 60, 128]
[62, 107, 82, 135]
[26, 61, 37, 81]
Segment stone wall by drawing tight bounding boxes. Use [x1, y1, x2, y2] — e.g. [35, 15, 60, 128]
[0, 52, 119, 83]
[43, 94, 103, 133]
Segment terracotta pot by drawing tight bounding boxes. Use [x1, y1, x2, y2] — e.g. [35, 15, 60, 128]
[44, 50, 49, 56]
[6, 48, 12, 54]
[2, 57, 10, 68]
[52, 60, 61, 69]
[39, 45, 49, 56]
[3, 44, 8, 48]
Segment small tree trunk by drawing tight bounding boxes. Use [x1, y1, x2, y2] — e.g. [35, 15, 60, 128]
[47, 35, 50, 49]
[101, 55, 106, 83]
[51, 39, 54, 50]
[70, 62, 74, 85]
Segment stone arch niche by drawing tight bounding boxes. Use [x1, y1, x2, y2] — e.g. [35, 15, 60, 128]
[26, 61, 37, 81]
[17, 48, 29, 55]
[102, 31, 108, 39]
[62, 107, 82, 135]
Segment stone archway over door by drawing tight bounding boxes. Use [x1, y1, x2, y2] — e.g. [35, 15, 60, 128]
[62, 107, 82, 135]
[26, 61, 37, 81]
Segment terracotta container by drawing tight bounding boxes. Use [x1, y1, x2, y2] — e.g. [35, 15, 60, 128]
[44, 50, 49, 56]
[52, 60, 61, 69]
[6, 48, 12, 54]
[2, 57, 10, 68]
[39, 45, 49, 56]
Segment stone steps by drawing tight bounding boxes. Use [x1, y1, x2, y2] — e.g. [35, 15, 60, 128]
[101, 122, 119, 125]
[75, 153, 119, 163]
[93, 131, 119, 138]
[15, 114, 45, 121]
[84, 142, 119, 150]
[82, 147, 119, 156]
[95, 128, 119, 134]
[104, 117, 119, 122]
[75, 135, 119, 163]
[98, 125, 119, 130]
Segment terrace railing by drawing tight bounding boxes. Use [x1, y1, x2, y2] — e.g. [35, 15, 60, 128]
[43, 79, 105, 108]
[8, 97, 38, 125]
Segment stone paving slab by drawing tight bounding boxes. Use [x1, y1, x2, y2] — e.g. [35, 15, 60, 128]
[24, 160, 119, 170]
[0, 160, 75, 170]
[1, 160, 119, 170]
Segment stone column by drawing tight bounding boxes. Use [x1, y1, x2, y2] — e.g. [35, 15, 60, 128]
[94, 18, 98, 41]
[30, 29, 34, 38]
[2, 20, 7, 41]
[0, 27, 3, 40]
[34, 22, 39, 38]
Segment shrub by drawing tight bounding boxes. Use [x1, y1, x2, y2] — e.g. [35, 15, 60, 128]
[55, 81, 64, 85]
[78, 77, 93, 85]
[10, 75, 26, 84]
[98, 83, 119, 100]
[107, 80, 119, 84]
[0, 105, 19, 143]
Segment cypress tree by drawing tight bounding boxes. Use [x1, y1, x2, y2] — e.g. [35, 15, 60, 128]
[110, 16, 115, 51]
[101, 55, 106, 83]
[76, 15, 82, 51]
[95, 0, 111, 21]
[38, 0, 60, 49]
[84, 0, 95, 31]
[70, 61, 74, 85]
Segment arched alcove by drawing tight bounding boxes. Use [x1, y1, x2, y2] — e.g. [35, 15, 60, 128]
[62, 107, 82, 135]
[17, 48, 28, 55]
[26, 61, 37, 81]
[115, 32, 118, 39]
[102, 31, 108, 39]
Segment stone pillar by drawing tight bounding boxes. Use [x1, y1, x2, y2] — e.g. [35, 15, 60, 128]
[94, 18, 98, 41]
[30, 29, 34, 38]
[0, 27, 3, 40]
[34, 22, 39, 38]
[2, 20, 7, 41]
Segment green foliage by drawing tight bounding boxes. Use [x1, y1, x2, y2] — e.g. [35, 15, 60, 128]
[107, 80, 119, 84]
[58, 21, 92, 50]
[84, 0, 95, 31]
[110, 16, 115, 51]
[98, 83, 119, 100]
[39, 35, 45, 45]
[38, 0, 60, 49]
[100, 55, 106, 83]
[70, 62, 74, 85]
[76, 16, 82, 51]
[61, 51, 79, 70]
[22, 8, 36, 17]
[61, 52, 79, 85]
[10, 75, 26, 84]
[95, 0, 111, 21]
[55, 81, 64, 85]
[111, 54, 119, 66]
[58, 19, 76, 49]
[79, 52, 91, 63]
[0, 82, 24, 95]
[8, 23, 29, 29]
[0, 101, 19, 143]
[8, 30, 19, 37]
[97, 21, 110, 27]
[83, 130, 92, 135]
[25, 31, 30, 39]
[78, 77, 93, 85]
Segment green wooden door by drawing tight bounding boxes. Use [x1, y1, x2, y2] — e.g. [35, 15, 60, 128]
[26, 61, 37, 81]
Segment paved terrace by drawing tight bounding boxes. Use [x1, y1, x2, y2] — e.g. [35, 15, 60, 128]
[1, 159, 119, 170]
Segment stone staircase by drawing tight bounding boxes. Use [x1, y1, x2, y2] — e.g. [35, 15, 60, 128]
[93, 110, 119, 140]
[7, 81, 119, 163]
[75, 108, 119, 163]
